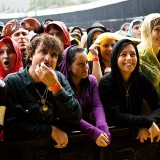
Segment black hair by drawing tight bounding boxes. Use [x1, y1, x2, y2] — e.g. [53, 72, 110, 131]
[66, 45, 84, 66]
[111, 39, 139, 76]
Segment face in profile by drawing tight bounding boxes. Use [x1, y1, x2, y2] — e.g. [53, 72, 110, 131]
[68, 51, 89, 80]
[117, 44, 137, 76]
[0, 43, 16, 72]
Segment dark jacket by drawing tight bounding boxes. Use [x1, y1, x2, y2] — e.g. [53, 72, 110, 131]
[4, 67, 82, 141]
[99, 39, 160, 129]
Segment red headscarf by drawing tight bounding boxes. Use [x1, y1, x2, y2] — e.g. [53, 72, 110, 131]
[44, 21, 71, 49]
[0, 36, 23, 79]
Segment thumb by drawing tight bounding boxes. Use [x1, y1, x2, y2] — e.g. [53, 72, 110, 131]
[150, 132, 153, 143]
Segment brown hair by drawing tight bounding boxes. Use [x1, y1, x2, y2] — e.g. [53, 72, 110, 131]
[26, 33, 63, 66]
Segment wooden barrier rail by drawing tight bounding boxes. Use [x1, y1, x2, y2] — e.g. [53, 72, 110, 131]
[0, 127, 159, 160]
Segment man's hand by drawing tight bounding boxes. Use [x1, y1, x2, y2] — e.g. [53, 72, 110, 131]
[51, 126, 68, 148]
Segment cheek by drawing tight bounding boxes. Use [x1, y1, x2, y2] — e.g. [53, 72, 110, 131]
[12, 36, 19, 42]
[134, 57, 138, 64]
[0, 55, 3, 62]
[25, 37, 30, 43]
[71, 66, 81, 75]
[10, 54, 16, 61]
[100, 47, 106, 55]
[151, 32, 157, 40]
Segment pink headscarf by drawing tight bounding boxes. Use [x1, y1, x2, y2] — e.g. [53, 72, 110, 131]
[0, 36, 23, 79]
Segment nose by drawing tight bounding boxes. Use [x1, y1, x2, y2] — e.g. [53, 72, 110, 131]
[3, 51, 8, 58]
[108, 45, 113, 52]
[126, 54, 131, 59]
[44, 53, 52, 61]
[84, 62, 89, 69]
[19, 33, 25, 39]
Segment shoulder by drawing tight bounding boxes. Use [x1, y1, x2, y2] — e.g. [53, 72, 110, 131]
[55, 70, 70, 85]
[55, 71, 66, 79]
[88, 74, 97, 82]
[4, 68, 30, 88]
[100, 72, 113, 84]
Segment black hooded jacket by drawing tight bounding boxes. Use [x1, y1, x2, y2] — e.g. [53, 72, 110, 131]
[99, 39, 160, 128]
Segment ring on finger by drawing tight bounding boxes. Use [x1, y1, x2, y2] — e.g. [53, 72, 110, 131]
[61, 144, 66, 147]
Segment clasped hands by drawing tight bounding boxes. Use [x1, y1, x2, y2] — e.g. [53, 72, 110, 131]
[137, 122, 160, 143]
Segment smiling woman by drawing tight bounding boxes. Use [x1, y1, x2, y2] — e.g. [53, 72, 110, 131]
[99, 39, 160, 144]
[0, 36, 23, 79]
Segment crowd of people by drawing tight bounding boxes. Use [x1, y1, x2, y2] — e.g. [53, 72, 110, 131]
[0, 12, 160, 152]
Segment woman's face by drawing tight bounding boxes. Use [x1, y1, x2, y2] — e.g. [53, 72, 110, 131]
[117, 44, 137, 77]
[69, 51, 89, 80]
[0, 43, 16, 72]
[100, 38, 116, 62]
[151, 24, 160, 49]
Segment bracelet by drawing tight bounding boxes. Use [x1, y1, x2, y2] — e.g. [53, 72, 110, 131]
[92, 57, 99, 61]
[48, 82, 62, 92]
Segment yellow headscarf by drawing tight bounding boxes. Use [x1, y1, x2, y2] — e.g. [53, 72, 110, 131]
[137, 13, 160, 94]
[88, 32, 141, 61]
[88, 32, 120, 61]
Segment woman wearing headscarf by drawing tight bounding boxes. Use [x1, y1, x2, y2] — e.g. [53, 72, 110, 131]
[0, 36, 23, 79]
[99, 39, 160, 143]
[60, 45, 110, 147]
[89, 32, 120, 82]
[137, 13, 160, 94]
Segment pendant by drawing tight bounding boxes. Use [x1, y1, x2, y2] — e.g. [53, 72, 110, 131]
[41, 98, 45, 104]
[42, 105, 48, 111]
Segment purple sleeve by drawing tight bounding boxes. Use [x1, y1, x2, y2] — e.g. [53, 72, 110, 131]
[79, 76, 111, 143]
[79, 119, 105, 142]
[90, 76, 111, 142]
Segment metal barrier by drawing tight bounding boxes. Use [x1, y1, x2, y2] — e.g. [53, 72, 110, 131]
[0, 127, 159, 160]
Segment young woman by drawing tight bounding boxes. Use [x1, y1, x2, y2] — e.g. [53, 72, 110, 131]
[0, 36, 23, 79]
[89, 32, 119, 82]
[99, 39, 160, 143]
[137, 13, 160, 94]
[60, 45, 110, 147]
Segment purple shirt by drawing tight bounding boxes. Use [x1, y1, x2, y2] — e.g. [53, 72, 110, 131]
[75, 75, 110, 142]
[60, 45, 110, 143]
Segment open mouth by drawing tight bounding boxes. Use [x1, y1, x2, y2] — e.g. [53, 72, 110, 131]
[4, 60, 9, 65]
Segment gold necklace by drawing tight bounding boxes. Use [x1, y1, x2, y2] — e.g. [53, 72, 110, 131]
[35, 87, 49, 111]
